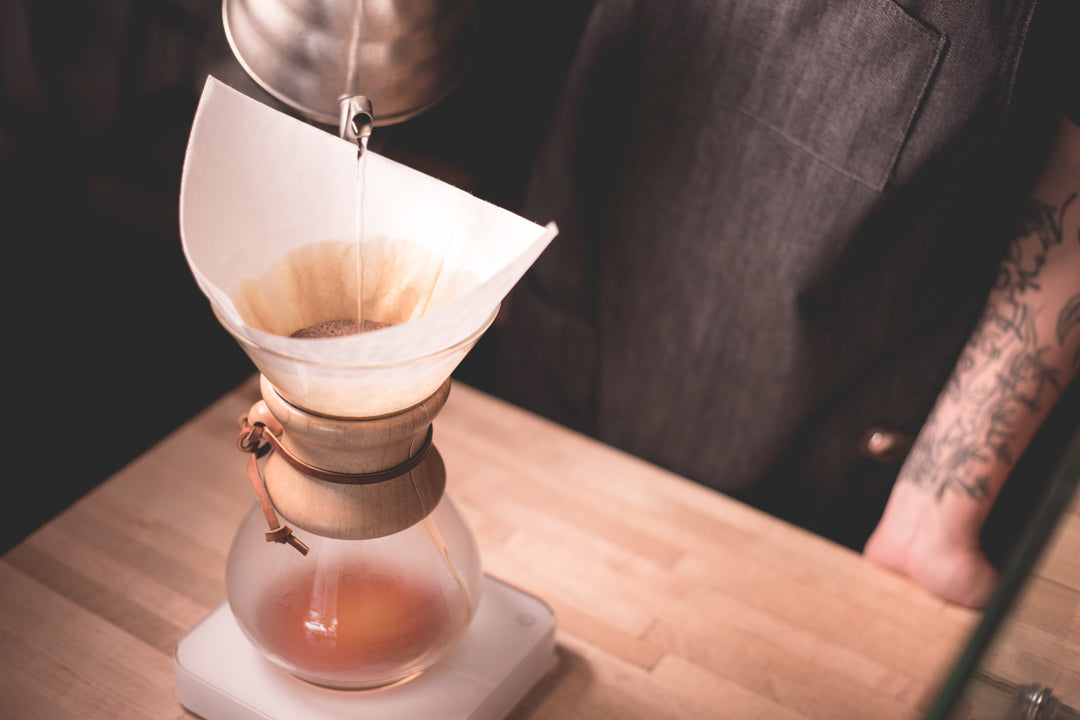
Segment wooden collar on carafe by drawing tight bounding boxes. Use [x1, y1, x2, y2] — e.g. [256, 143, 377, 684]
[239, 376, 450, 542]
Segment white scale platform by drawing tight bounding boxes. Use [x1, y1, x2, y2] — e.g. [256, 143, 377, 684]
[175, 576, 557, 720]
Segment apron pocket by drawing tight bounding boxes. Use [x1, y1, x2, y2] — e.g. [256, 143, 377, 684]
[717, 0, 946, 190]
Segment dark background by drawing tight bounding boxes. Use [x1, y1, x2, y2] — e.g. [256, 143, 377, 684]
[0, 0, 591, 554]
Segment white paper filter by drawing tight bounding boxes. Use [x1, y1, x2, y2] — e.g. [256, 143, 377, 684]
[180, 77, 557, 416]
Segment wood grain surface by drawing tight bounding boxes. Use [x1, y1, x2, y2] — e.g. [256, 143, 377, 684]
[977, 491, 1080, 711]
[0, 377, 982, 720]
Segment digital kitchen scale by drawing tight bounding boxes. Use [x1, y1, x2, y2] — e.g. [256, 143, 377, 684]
[175, 576, 557, 720]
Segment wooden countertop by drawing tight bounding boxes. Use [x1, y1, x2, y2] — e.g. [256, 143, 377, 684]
[0, 377, 980, 719]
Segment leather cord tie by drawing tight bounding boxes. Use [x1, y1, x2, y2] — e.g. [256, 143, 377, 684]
[236, 416, 436, 554]
[237, 419, 309, 555]
[245, 423, 434, 486]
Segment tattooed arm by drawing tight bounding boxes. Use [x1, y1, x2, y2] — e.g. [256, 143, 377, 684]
[864, 116, 1080, 608]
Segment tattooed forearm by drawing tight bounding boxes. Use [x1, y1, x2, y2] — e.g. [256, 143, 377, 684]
[997, 192, 1078, 295]
[1060, 293, 1080, 364]
[899, 192, 1079, 502]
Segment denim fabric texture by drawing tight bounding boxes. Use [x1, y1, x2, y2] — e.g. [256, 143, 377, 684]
[494, 0, 1074, 550]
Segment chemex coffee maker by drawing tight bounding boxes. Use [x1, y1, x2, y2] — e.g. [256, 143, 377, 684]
[173, 2, 560, 718]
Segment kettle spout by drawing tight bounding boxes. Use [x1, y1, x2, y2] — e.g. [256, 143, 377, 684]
[339, 95, 374, 154]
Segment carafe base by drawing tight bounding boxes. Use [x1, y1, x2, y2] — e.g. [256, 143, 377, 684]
[175, 575, 557, 720]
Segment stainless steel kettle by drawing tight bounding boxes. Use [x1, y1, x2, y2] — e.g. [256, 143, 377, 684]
[223, 0, 476, 128]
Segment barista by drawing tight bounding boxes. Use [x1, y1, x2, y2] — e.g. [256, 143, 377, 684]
[485, 0, 1080, 608]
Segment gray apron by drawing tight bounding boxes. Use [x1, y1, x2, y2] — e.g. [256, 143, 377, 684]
[493, 0, 1072, 550]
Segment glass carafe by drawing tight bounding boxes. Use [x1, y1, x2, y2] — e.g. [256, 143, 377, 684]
[224, 376, 483, 690]
[226, 494, 481, 689]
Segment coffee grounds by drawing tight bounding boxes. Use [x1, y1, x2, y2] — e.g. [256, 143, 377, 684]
[291, 319, 391, 338]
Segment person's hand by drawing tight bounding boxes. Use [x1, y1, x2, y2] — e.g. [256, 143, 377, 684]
[864, 482, 999, 609]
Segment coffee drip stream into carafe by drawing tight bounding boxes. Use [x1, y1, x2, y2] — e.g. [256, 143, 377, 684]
[173, 76, 559, 718]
